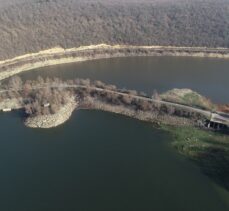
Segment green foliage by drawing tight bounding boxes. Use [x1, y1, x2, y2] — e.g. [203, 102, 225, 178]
[163, 125, 229, 190]
[182, 92, 204, 107]
[161, 89, 215, 110]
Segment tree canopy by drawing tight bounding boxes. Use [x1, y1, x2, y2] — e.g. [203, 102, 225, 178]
[0, 0, 228, 59]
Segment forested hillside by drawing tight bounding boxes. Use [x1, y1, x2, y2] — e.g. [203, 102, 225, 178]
[0, 0, 229, 60]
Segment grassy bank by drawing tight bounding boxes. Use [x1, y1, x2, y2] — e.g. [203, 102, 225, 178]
[162, 125, 229, 190]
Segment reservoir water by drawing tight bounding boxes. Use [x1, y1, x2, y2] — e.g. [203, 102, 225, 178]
[1, 56, 229, 210]
[20, 56, 229, 103]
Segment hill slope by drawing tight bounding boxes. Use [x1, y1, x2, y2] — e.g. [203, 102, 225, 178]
[0, 0, 229, 59]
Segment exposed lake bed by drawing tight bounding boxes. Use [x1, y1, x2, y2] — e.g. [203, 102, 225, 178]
[1, 56, 229, 210]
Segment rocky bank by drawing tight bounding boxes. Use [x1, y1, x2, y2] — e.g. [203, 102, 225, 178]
[25, 99, 78, 128]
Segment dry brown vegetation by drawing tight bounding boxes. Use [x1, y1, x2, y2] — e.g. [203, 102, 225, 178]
[0, 76, 208, 124]
[217, 104, 229, 113]
[0, 76, 74, 116]
[0, 0, 228, 60]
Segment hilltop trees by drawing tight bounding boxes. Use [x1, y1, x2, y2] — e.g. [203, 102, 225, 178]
[0, 0, 228, 59]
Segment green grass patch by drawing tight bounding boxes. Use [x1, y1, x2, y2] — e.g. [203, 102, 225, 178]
[161, 125, 229, 190]
[182, 92, 206, 108]
[160, 88, 216, 110]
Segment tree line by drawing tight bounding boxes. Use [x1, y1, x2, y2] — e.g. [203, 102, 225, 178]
[0, 76, 206, 121]
[0, 0, 228, 60]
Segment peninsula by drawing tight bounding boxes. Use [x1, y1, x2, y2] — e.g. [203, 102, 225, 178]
[1, 76, 229, 190]
[0, 76, 228, 130]
[1, 0, 229, 208]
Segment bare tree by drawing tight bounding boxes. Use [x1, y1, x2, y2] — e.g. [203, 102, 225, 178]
[8, 76, 23, 90]
[152, 90, 161, 100]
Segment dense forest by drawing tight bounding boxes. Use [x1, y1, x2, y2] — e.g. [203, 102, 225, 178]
[0, 0, 229, 59]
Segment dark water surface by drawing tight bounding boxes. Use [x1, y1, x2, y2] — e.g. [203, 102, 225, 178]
[1, 56, 229, 210]
[0, 111, 229, 211]
[20, 56, 229, 103]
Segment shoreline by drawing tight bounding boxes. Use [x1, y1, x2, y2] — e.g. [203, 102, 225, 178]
[1, 77, 228, 190]
[1, 91, 229, 192]
[24, 101, 195, 129]
[24, 98, 78, 129]
[0, 96, 199, 129]
[1, 44, 229, 81]
[0, 78, 227, 129]
[23, 94, 204, 129]
[9, 98, 195, 129]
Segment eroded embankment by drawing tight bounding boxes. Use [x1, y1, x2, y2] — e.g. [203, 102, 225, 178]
[1, 44, 229, 81]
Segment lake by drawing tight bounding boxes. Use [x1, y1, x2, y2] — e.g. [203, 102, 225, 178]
[1, 56, 229, 211]
[20, 56, 229, 103]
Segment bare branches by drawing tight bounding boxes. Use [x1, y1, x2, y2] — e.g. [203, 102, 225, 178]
[8, 76, 23, 90]
[0, 0, 228, 60]
[1, 76, 210, 122]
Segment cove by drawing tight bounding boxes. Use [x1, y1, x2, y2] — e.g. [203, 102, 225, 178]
[1, 56, 229, 210]
[0, 110, 228, 211]
[19, 56, 229, 103]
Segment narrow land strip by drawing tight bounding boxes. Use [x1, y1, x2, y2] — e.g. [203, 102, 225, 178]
[0, 79, 228, 129]
[1, 44, 229, 81]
